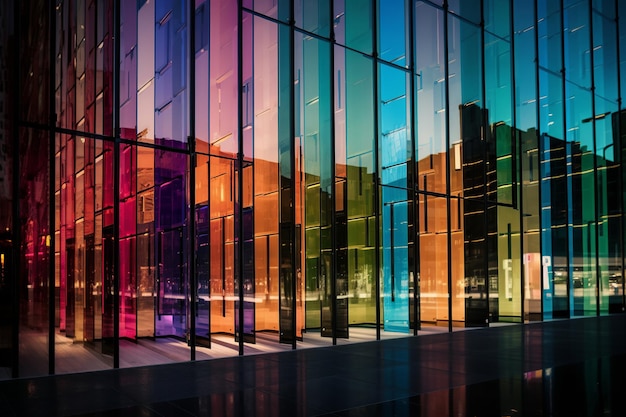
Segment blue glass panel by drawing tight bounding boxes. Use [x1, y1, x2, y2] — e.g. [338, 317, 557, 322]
[379, 0, 407, 67]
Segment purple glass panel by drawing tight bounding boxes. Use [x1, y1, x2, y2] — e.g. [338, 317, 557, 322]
[154, 0, 188, 146]
[154, 148, 187, 338]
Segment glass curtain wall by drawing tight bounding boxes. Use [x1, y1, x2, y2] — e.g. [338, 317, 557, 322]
[5, 0, 626, 379]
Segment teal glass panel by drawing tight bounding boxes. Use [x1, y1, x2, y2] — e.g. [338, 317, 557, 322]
[415, 2, 445, 171]
[514, 0, 538, 132]
[334, 0, 373, 54]
[563, 0, 591, 88]
[539, 69, 568, 319]
[485, 0, 511, 40]
[486, 28, 523, 322]
[485, 33, 514, 207]
[592, 0, 616, 18]
[381, 189, 409, 332]
[449, 0, 481, 25]
[537, 0, 562, 74]
[294, 0, 330, 37]
[378, 0, 407, 67]
[595, 98, 620, 314]
[566, 81, 596, 317]
[539, 70, 564, 140]
[379, 63, 410, 333]
[592, 12, 618, 102]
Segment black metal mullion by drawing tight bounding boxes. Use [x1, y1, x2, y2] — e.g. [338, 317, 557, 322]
[559, 0, 571, 316]
[329, 0, 337, 346]
[289, 0, 297, 350]
[48, 0, 56, 376]
[11, 0, 21, 379]
[372, 0, 381, 341]
[509, 0, 524, 323]
[237, 0, 245, 356]
[534, 0, 544, 320]
[189, 0, 197, 361]
[112, 0, 121, 369]
[409, 0, 420, 336]
[616, 0, 625, 311]
[480, 0, 489, 327]
[443, 0, 453, 333]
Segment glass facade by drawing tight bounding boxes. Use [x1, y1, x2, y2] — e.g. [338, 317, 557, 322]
[1, 0, 626, 378]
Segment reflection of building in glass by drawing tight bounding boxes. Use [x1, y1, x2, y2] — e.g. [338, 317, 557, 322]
[1, 0, 626, 379]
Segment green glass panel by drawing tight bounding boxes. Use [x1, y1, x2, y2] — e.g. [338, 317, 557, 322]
[339, 47, 376, 331]
[296, 33, 332, 334]
[335, 0, 373, 54]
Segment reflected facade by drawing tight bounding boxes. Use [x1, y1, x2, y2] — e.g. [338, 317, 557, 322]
[1, 0, 626, 378]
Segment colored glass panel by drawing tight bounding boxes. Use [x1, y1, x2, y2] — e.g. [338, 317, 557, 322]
[380, 63, 410, 333]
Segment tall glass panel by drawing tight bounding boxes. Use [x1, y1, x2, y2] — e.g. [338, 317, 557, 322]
[593, 11, 621, 314]
[119, 144, 137, 340]
[16, 0, 51, 377]
[539, 71, 569, 319]
[335, 46, 376, 339]
[379, 63, 411, 334]
[513, 0, 541, 321]
[152, 0, 190, 348]
[276, 24, 302, 343]
[567, 82, 596, 316]
[207, 0, 238, 348]
[193, 0, 210, 348]
[235, 11, 256, 345]
[595, 97, 620, 314]
[485, 31, 521, 322]
[414, 2, 448, 328]
[295, 33, 332, 340]
[18, 127, 50, 377]
[418, 193, 449, 326]
[538, 0, 568, 318]
[450, 15, 481, 326]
